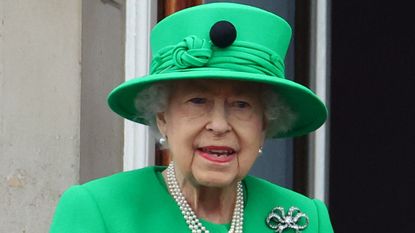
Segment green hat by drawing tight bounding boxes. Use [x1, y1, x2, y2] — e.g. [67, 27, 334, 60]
[108, 3, 327, 138]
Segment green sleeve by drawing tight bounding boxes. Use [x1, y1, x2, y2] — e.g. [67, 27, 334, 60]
[50, 185, 108, 233]
[313, 199, 334, 233]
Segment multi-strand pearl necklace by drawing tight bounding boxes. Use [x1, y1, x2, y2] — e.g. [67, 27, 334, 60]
[166, 162, 244, 233]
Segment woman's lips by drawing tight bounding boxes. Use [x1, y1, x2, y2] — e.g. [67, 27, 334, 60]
[196, 146, 236, 163]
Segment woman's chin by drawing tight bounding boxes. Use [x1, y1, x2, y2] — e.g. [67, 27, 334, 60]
[192, 171, 239, 188]
[190, 159, 245, 188]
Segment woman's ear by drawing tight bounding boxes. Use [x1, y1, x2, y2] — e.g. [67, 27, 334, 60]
[156, 112, 167, 136]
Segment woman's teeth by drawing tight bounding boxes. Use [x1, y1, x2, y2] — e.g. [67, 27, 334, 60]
[200, 148, 235, 156]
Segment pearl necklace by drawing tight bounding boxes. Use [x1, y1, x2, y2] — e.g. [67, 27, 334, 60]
[166, 162, 244, 233]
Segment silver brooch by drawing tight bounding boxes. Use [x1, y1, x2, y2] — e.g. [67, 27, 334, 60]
[266, 206, 309, 233]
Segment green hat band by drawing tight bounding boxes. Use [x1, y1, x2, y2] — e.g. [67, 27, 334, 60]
[150, 35, 285, 78]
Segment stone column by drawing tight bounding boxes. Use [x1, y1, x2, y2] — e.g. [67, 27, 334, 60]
[0, 1, 124, 232]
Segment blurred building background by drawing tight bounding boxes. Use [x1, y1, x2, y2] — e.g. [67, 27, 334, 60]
[0, 1, 124, 232]
[1, 0, 413, 232]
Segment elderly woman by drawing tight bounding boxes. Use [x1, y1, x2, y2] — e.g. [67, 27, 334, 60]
[50, 3, 333, 233]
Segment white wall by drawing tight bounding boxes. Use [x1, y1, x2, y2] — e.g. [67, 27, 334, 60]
[0, 1, 82, 232]
[80, 0, 124, 183]
[0, 0, 124, 232]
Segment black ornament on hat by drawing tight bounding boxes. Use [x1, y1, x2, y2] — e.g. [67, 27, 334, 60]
[209, 20, 237, 48]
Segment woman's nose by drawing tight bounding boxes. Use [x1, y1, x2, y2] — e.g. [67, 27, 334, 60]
[205, 103, 232, 134]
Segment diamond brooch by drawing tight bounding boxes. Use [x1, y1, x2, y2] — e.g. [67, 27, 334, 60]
[266, 206, 309, 233]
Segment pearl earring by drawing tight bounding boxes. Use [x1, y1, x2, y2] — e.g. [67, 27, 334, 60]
[159, 136, 167, 145]
[258, 146, 263, 154]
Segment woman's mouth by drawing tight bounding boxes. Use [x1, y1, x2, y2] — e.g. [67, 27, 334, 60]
[196, 146, 237, 163]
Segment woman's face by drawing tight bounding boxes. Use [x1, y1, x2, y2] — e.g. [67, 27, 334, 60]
[157, 79, 266, 188]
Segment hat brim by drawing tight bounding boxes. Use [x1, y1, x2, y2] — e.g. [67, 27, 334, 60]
[108, 70, 327, 138]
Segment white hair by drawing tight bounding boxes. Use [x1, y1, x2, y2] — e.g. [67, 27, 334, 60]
[134, 81, 297, 140]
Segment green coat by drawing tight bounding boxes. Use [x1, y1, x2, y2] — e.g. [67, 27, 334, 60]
[50, 166, 333, 232]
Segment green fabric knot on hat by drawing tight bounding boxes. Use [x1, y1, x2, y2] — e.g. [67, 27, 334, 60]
[150, 37, 285, 78]
[172, 35, 213, 68]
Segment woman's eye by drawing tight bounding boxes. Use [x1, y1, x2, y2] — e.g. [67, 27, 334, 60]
[188, 97, 207, 104]
[232, 101, 250, 109]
